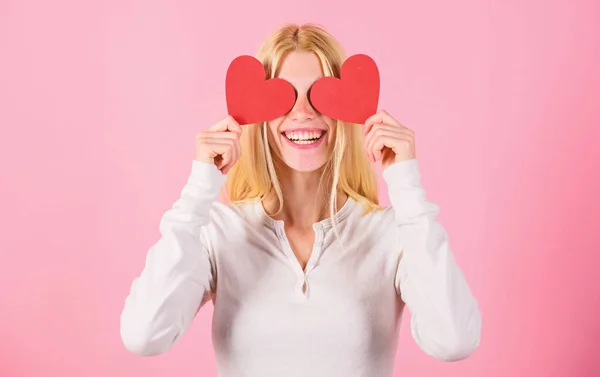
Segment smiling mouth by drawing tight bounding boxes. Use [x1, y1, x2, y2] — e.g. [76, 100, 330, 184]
[281, 130, 326, 145]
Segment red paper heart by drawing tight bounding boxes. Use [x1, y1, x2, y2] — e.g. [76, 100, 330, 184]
[226, 55, 296, 125]
[309, 54, 380, 124]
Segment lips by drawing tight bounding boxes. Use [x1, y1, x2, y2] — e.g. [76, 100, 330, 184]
[282, 129, 325, 142]
[280, 127, 327, 133]
[281, 131, 326, 149]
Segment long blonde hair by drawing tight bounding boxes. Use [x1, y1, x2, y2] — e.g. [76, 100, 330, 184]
[223, 23, 383, 225]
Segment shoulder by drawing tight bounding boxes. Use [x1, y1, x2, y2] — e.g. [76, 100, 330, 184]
[198, 198, 273, 252]
[203, 198, 264, 233]
[347, 198, 395, 226]
[198, 199, 274, 268]
[341, 198, 397, 241]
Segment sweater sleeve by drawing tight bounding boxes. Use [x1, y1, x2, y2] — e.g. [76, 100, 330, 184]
[120, 160, 227, 356]
[383, 159, 481, 362]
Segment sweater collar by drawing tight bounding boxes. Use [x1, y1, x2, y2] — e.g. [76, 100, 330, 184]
[253, 196, 356, 230]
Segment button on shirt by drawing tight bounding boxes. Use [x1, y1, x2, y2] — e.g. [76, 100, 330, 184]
[120, 159, 482, 377]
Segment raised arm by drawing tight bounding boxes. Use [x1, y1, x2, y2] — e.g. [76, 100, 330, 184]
[120, 116, 241, 356]
[384, 159, 481, 362]
[120, 160, 226, 356]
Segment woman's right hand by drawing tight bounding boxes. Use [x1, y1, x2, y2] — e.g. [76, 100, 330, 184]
[195, 116, 243, 175]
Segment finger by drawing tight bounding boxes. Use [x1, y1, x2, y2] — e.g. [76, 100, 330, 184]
[222, 165, 233, 175]
[363, 126, 374, 162]
[370, 134, 400, 162]
[211, 143, 234, 168]
[197, 131, 241, 141]
[222, 138, 239, 168]
[221, 156, 238, 175]
[217, 150, 232, 170]
[206, 115, 243, 135]
[376, 135, 414, 162]
[202, 140, 237, 168]
[363, 110, 389, 136]
[225, 116, 243, 136]
[363, 112, 382, 137]
[221, 137, 241, 174]
[198, 133, 241, 161]
[197, 129, 242, 173]
[367, 131, 413, 162]
[363, 124, 386, 162]
[372, 110, 403, 128]
[364, 123, 412, 138]
[226, 135, 242, 171]
[363, 124, 409, 162]
[364, 110, 406, 135]
[365, 129, 395, 162]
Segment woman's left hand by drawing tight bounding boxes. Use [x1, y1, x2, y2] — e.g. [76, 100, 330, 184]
[363, 110, 417, 170]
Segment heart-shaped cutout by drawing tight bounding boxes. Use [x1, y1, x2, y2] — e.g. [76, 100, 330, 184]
[309, 54, 380, 124]
[226, 55, 296, 125]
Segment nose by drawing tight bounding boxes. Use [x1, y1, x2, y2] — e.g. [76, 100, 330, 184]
[289, 92, 316, 122]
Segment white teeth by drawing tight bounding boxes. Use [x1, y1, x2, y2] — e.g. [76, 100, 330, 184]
[292, 139, 318, 145]
[284, 130, 323, 142]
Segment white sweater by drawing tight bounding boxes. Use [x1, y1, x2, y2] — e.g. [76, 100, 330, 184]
[120, 158, 481, 377]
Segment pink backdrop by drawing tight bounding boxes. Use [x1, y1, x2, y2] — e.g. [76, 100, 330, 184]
[1, 0, 599, 376]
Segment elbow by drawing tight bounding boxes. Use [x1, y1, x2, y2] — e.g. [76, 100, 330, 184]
[414, 309, 482, 362]
[121, 335, 157, 356]
[120, 310, 178, 356]
[120, 331, 162, 357]
[444, 317, 482, 362]
[432, 328, 481, 362]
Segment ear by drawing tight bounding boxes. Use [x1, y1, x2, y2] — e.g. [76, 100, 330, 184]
[308, 54, 380, 124]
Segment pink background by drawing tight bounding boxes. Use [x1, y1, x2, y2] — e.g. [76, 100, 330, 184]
[1, 0, 599, 376]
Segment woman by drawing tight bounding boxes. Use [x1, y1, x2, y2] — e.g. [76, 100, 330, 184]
[120, 23, 481, 376]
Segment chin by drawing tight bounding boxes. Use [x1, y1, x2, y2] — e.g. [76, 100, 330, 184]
[272, 134, 333, 173]
[283, 159, 328, 173]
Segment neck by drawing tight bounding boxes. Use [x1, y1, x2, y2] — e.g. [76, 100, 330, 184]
[262, 166, 348, 230]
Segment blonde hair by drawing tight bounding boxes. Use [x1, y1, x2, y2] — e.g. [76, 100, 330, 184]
[223, 23, 383, 228]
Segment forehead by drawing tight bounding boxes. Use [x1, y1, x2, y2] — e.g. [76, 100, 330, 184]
[277, 51, 324, 83]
